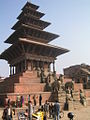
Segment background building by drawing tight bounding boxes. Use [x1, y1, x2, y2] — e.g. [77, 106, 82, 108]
[64, 63, 90, 88]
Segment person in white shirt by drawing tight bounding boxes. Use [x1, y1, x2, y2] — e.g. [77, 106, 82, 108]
[7, 105, 12, 120]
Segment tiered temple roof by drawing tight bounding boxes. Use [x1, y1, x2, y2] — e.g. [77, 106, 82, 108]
[22, 2, 39, 10]
[5, 24, 59, 44]
[0, 1, 69, 65]
[1, 38, 69, 64]
[12, 16, 51, 30]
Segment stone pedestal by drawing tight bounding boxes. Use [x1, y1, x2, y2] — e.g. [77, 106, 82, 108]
[73, 92, 79, 101]
[57, 90, 66, 109]
[68, 101, 74, 110]
[58, 91, 66, 102]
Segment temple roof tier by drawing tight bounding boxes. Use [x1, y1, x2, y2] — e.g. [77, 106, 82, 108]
[12, 15, 51, 30]
[0, 43, 55, 64]
[5, 24, 59, 44]
[22, 2, 39, 11]
[17, 8, 45, 20]
[19, 38, 69, 57]
[0, 39, 69, 64]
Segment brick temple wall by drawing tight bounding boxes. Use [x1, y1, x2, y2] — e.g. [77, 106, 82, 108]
[85, 89, 90, 97]
[74, 83, 83, 91]
[14, 83, 45, 93]
[0, 70, 52, 105]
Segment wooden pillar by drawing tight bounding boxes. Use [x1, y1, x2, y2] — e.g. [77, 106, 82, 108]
[17, 63, 19, 73]
[13, 66, 14, 75]
[21, 61, 23, 72]
[11, 65, 13, 75]
[37, 61, 39, 68]
[42, 61, 44, 69]
[39, 61, 42, 68]
[25, 59, 27, 71]
[22, 61, 24, 72]
[53, 61, 55, 72]
[14, 65, 16, 74]
[9, 65, 12, 76]
[31, 60, 33, 71]
[16, 64, 18, 74]
[48, 62, 50, 72]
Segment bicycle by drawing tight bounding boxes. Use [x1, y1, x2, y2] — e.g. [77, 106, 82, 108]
[18, 112, 27, 120]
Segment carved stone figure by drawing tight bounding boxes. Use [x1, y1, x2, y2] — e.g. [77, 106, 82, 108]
[44, 82, 52, 92]
[57, 79, 62, 91]
[40, 68, 45, 83]
[59, 74, 63, 84]
[51, 80, 60, 92]
[37, 67, 41, 77]
[53, 71, 57, 81]
[80, 89, 86, 106]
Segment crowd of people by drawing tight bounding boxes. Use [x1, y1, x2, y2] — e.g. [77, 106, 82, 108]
[43, 100, 60, 120]
[2, 87, 87, 120]
[2, 94, 60, 120]
[2, 104, 15, 120]
[24, 99, 60, 120]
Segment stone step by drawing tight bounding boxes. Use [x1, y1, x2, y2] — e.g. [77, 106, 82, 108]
[19, 77, 40, 83]
[24, 70, 35, 73]
[72, 101, 84, 110]
[22, 74, 37, 78]
[20, 75, 39, 79]
[0, 82, 46, 93]
[86, 98, 90, 106]
[14, 83, 46, 93]
[22, 71, 37, 78]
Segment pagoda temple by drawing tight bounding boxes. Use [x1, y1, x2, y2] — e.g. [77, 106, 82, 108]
[0, 2, 69, 105]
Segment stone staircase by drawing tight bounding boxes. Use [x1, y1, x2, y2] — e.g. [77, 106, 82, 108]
[73, 100, 84, 110]
[0, 70, 44, 93]
[56, 90, 85, 110]
[0, 70, 52, 106]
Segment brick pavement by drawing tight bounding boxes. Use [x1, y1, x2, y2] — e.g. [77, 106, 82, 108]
[60, 106, 90, 120]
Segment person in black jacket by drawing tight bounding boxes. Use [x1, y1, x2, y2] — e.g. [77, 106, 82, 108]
[39, 94, 42, 106]
[2, 106, 8, 120]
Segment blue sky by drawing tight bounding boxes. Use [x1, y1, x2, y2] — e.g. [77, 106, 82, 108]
[0, 0, 90, 77]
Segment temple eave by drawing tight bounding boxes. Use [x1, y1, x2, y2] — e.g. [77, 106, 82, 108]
[22, 2, 39, 11]
[5, 24, 59, 44]
[10, 54, 55, 65]
[17, 9, 45, 20]
[12, 19, 51, 30]
[0, 38, 69, 63]
[19, 38, 69, 52]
